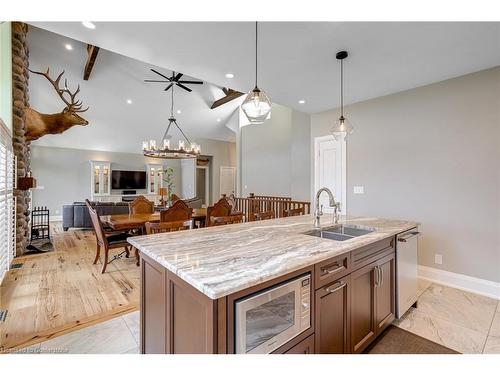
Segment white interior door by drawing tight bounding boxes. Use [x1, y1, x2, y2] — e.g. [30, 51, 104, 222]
[314, 135, 346, 214]
[220, 166, 236, 197]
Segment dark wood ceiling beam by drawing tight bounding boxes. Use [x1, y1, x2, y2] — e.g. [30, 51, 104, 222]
[83, 44, 100, 81]
[210, 88, 244, 109]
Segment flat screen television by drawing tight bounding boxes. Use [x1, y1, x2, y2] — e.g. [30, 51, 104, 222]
[111, 170, 147, 190]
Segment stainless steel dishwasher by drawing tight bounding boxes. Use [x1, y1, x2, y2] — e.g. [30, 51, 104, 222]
[396, 228, 420, 318]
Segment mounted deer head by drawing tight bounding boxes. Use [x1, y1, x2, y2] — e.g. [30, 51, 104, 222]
[25, 68, 90, 142]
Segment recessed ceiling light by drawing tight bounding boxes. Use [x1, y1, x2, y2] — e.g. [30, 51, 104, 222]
[177, 109, 181, 114]
[225, 73, 234, 79]
[126, 99, 133, 104]
[216, 118, 221, 122]
[298, 100, 306, 104]
[82, 21, 96, 30]
[65, 43, 73, 51]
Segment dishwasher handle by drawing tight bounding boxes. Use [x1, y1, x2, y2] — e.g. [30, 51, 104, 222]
[397, 231, 421, 242]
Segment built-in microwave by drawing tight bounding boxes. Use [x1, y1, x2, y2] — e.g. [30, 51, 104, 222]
[234, 273, 311, 354]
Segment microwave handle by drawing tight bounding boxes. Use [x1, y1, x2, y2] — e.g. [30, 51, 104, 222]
[325, 280, 347, 294]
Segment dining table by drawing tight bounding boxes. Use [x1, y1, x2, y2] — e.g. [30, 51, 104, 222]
[100, 208, 207, 231]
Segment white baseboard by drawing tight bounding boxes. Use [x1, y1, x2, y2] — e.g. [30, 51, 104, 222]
[418, 265, 500, 300]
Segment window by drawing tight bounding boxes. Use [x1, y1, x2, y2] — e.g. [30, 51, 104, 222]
[0, 119, 14, 283]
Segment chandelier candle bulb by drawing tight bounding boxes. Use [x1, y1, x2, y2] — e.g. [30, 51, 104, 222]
[149, 140, 156, 150]
[142, 141, 149, 151]
[163, 139, 170, 149]
[178, 140, 185, 150]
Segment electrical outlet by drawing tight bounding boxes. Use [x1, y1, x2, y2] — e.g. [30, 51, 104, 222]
[353, 186, 364, 194]
[434, 254, 443, 265]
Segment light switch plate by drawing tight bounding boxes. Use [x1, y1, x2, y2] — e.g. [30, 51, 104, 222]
[353, 186, 364, 194]
[434, 254, 443, 265]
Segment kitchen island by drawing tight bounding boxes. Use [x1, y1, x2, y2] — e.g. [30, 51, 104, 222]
[128, 214, 418, 354]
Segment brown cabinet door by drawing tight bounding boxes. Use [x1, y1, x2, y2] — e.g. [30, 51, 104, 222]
[284, 334, 315, 354]
[350, 262, 376, 354]
[315, 275, 350, 354]
[375, 253, 396, 333]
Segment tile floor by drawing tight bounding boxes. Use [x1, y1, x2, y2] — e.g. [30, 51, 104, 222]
[395, 279, 500, 354]
[16, 311, 140, 354]
[15, 280, 500, 354]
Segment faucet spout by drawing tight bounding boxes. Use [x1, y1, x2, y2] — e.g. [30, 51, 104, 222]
[314, 187, 339, 229]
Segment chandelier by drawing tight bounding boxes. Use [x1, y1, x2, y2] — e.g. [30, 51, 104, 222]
[142, 86, 200, 159]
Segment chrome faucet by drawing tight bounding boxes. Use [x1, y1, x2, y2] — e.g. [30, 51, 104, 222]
[314, 187, 341, 229]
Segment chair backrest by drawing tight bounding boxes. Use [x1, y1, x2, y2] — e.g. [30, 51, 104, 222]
[160, 199, 192, 222]
[170, 193, 181, 202]
[129, 195, 154, 214]
[145, 220, 192, 235]
[253, 210, 275, 221]
[210, 214, 244, 226]
[225, 193, 237, 214]
[85, 199, 107, 247]
[284, 207, 305, 217]
[206, 198, 232, 226]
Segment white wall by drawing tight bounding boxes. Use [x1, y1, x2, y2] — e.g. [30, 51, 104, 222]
[311, 66, 500, 283]
[0, 22, 12, 133]
[181, 159, 196, 199]
[197, 138, 237, 203]
[240, 104, 311, 201]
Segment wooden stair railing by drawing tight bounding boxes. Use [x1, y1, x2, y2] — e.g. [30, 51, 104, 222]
[226, 194, 311, 222]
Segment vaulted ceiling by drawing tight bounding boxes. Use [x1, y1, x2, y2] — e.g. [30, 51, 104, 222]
[28, 26, 239, 153]
[28, 22, 500, 153]
[31, 22, 500, 114]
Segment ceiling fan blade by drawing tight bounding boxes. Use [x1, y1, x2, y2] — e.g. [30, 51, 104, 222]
[174, 72, 183, 81]
[150, 68, 171, 80]
[163, 83, 174, 91]
[144, 80, 169, 82]
[178, 80, 203, 84]
[176, 83, 192, 92]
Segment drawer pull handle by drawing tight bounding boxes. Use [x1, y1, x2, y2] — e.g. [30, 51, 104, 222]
[322, 263, 345, 275]
[325, 281, 347, 294]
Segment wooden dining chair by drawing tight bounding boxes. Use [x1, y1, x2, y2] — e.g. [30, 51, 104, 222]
[86, 200, 138, 273]
[145, 220, 193, 234]
[206, 198, 232, 227]
[170, 193, 181, 203]
[284, 207, 305, 217]
[210, 214, 244, 226]
[253, 210, 275, 221]
[160, 199, 192, 222]
[129, 195, 154, 214]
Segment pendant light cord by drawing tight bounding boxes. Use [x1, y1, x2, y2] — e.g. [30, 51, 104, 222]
[171, 85, 174, 117]
[255, 21, 258, 88]
[340, 59, 344, 117]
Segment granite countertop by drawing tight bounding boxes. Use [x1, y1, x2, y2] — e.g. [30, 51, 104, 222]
[128, 215, 418, 299]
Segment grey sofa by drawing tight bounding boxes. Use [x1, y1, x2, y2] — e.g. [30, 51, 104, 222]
[62, 201, 130, 231]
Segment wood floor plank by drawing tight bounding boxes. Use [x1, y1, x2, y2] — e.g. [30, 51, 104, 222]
[0, 223, 140, 351]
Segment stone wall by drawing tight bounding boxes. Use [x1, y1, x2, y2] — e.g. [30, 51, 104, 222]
[11, 22, 30, 256]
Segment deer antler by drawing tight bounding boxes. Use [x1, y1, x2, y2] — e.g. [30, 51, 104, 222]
[29, 68, 89, 113]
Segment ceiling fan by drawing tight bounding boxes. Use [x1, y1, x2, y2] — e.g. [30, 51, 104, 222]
[144, 68, 203, 92]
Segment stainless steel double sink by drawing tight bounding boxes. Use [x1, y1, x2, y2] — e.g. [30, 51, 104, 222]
[303, 224, 375, 241]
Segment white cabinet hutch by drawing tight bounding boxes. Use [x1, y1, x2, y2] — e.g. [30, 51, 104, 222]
[89, 161, 163, 204]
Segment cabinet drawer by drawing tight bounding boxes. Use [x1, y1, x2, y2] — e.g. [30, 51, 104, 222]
[283, 334, 315, 354]
[351, 237, 394, 271]
[315, 253, 351, 289]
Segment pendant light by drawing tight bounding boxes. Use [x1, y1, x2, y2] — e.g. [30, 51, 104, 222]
[241, 22, 272, 125]
[331, 50, 354, 141]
